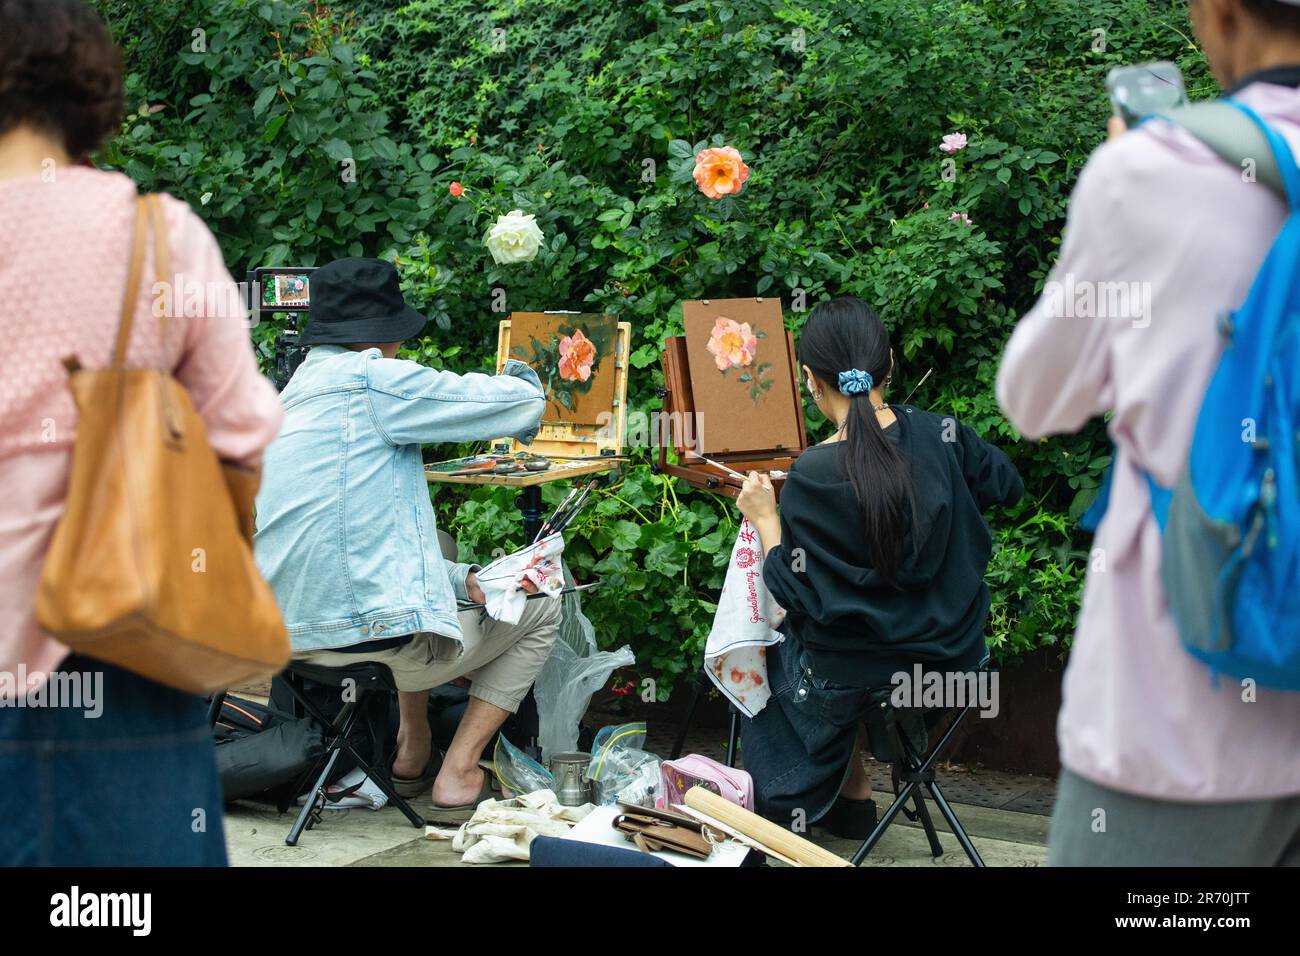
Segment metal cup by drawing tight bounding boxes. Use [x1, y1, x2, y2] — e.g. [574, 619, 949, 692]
[548, 752, 593, 807]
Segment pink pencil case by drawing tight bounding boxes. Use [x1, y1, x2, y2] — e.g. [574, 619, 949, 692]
[659, 754, 754, 811]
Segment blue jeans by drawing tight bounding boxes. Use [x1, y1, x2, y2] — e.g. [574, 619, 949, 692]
[0, 654, 227, 866]
[739, 635, 872, 827]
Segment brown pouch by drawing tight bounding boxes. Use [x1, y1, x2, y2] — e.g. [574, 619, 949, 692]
[613, 807, 715, 860]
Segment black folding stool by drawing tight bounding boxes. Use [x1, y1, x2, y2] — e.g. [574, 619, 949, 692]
[668, 664, 741, 768]
[276, 660, 426, 846]
[852, 659, 991, 867]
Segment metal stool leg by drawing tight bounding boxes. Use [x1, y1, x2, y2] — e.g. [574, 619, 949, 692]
[669, 674, 707, 760]
[910, 788, 945, 857]
[335, 738, 425, 829]
[851, 777, 921, 866]
[927, 781, 985, 867]
[725, 707, 741, 768]
[286, 748, 341, 846]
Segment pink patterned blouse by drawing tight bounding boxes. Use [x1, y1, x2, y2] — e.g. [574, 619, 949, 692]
[0, 166, 282, 694]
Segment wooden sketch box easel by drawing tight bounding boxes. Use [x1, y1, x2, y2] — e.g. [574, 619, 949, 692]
[426, 314, 631, 489]
[657, 297, 807, 501]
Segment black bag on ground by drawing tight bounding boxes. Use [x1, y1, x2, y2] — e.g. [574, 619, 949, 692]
[213, 695, 328, 803]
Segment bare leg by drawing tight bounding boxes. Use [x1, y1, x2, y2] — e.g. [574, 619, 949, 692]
[392, 690, 433, 780]
[430, 695, 510, 806]
[838, 723, 873, 801]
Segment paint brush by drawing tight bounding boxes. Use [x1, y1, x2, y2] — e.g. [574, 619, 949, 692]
[903, 367, 934, 406]
[533, 486, 579, 543]
[693, 454, 786, 481]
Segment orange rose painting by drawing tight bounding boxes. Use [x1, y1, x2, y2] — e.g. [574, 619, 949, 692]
[557, 329, 596, 382]
[692, 146, 750, 199]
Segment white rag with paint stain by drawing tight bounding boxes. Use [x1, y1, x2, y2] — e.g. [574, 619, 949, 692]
[703, 519, 786, 718]
[474, 532, 566, 624]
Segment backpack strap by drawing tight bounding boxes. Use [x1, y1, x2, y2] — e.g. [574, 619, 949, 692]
[1157, 101, 1283, 197]
[1154, 100, 1300, 207]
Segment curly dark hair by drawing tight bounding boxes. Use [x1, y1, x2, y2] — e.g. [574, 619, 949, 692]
[0, 0, 124, 159]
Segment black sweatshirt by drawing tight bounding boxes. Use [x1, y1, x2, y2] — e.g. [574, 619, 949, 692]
[762, 405, 1024, 688]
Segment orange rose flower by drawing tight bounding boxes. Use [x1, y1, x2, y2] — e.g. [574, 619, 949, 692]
[557, 329, 596, 382]
[692, 146, 751, 199]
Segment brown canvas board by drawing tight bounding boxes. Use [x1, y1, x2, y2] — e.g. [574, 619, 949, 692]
[508, 311, 619, 425]
[681, 298, 802, 456]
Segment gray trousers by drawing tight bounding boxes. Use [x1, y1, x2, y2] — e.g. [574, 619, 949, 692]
[1049, 768, 1300, 866]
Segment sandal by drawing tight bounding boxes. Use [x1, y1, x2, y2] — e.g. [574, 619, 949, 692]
[389, 750, 442, 799]
[425, 768, 495, 824]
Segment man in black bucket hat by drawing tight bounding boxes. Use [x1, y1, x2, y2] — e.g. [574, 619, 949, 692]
[254, 257, 561, 822]
[298, 257, 428, 348]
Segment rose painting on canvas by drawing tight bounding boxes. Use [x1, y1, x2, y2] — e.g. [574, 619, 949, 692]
[508, 312, 619, 424]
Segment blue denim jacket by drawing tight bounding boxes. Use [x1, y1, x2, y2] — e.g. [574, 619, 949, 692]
[253, 346, 545, 653]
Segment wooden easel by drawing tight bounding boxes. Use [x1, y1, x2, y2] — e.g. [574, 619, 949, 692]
[426, 316, 631, 539]
[656, 297, 807, 501]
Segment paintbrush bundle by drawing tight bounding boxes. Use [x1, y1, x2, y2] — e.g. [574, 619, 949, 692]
[532, 478, 598, 543]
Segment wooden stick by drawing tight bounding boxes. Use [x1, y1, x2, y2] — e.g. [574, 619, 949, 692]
[683, 787, 851, 867]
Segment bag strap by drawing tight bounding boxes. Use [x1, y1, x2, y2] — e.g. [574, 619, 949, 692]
[145, 193, 172, 351]
[1156, 101, 1289, 200]
[110, 194, 172, 371]
[111, 196, 150, 369]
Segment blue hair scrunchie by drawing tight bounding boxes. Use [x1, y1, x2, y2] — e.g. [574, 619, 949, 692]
[837, 369, 874, 396]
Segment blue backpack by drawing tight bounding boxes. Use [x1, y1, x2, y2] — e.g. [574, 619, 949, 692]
[1083, 99, 1300, 691]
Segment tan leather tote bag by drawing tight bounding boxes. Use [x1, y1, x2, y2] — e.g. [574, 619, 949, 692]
[36, 193, 289, 693]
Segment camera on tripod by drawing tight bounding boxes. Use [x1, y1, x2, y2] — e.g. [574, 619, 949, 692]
[246, 266, 317, 391]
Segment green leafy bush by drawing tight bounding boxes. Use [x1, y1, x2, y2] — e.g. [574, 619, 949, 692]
[93, 0, 1210, 693]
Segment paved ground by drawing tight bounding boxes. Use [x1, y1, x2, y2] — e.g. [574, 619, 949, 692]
[222, 721, 1052, 867]
[224, 793, 1048, 867]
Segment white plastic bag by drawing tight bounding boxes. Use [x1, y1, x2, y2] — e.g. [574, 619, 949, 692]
[532, 562, 634, 760]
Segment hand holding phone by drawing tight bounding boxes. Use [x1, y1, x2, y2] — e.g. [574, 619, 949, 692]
[1106, 62, 1188, 129]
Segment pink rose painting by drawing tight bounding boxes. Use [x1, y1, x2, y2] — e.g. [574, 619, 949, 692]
[706, 317, 758, 371]
[557, 329, 596, 382]
[509, 312, 618, 424]
[706, 315, 772, 401]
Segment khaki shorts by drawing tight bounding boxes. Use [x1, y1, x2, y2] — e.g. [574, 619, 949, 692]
[295, 596, 563, 713]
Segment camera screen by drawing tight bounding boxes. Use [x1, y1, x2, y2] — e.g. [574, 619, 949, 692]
[262, 273, 311, 309]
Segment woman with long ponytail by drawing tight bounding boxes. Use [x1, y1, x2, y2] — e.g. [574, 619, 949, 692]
[736, 296, 1023, 838]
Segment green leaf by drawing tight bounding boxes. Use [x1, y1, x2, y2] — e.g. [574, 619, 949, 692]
[263, 114, 287, 143]
[610, 520, 641, 550]
[323, 138, 352, 161]
[253, 85, 278, 117]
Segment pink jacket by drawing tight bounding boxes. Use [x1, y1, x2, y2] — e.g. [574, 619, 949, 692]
[0, 167, 282, 693]
[998, 81, 1300, 801]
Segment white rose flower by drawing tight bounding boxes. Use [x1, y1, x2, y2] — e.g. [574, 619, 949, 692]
[485, 209, 545, 265]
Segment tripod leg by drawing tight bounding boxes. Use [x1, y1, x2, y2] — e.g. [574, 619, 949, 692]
[926, 781, 985, 867]
[286, 748, 341, 846]
[669, 678, 706, 760]
[725, 707, 740, 768]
